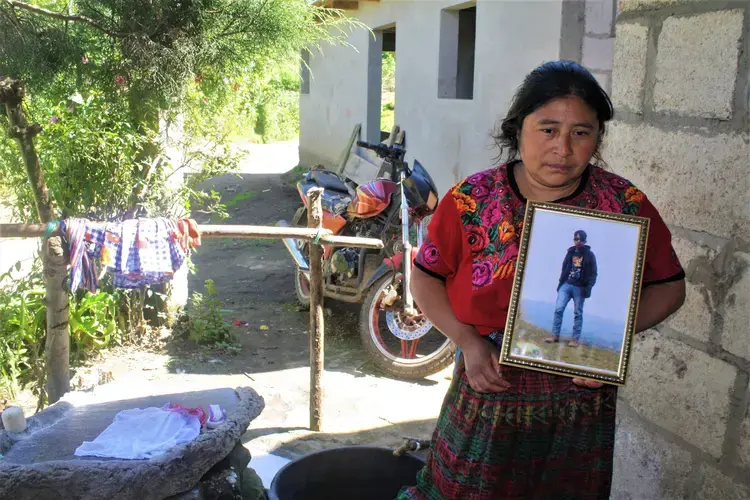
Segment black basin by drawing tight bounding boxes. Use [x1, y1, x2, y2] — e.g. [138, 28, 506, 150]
[268, 446, 426, 500]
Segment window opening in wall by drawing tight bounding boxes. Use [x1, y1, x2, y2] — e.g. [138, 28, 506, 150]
[366, 25, 396, 143]
[438, 3, 476, 100]
[381, 29, 396, 141]
[300, 49, 311, 95]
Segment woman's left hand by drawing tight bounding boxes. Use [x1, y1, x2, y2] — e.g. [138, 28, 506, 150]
[572, 378, 603, 389]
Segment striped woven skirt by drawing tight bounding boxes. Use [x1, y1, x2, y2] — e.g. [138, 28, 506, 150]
[397, 335, 617, 500]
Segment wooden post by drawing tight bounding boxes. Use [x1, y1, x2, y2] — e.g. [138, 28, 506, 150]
[0, 78, 70, 404]
[307, 188, 325, 431]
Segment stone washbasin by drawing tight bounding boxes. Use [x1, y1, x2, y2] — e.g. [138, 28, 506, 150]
[0, 384, 264, 500]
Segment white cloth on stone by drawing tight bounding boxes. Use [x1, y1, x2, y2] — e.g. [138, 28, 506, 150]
[74, 406, 201, 460]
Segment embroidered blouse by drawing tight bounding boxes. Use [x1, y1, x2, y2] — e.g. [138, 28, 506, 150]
[413, 162, 685, 336]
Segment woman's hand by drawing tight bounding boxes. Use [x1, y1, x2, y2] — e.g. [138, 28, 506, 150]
[461, 337, 511, 393]
[572, 378, 603, 389]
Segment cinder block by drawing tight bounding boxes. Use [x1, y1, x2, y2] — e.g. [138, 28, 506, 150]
[586, 0, 615, 35]
[665, 237, 715, 343]
[604, 122, 750, 241]
[582, 36, 614, 71]
[697, 464, 750, 500]
[612, 411, 692, 499]
[619, 0, 693, 12]
[654, 10, 744, 119]
[621, 330, 736, 457]
[611, 23, 648, 113]
[592, 72, 611, 95]
[722, 253, 750, 360]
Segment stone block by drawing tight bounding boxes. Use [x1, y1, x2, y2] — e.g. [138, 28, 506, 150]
[592, 72, 611, 95]
[612, 411, 692, 499]
[611, 23, 648, 113]
[604, 122, 750, 241]
[664, 237, 715, 343]
[696, 464, 750, 500]
[654, 10, 744, 119]
[722, 253, 750, 360]
[619, 0, 696, 12]
[582, 36, 614, 71]
[585, 0, 614, 35]
[621, 331, 736, 457]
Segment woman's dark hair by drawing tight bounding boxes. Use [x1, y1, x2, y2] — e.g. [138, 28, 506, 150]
[493, 60, 614, 165]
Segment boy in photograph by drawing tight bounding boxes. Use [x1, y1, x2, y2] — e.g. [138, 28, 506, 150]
[546, 230, 597, 347]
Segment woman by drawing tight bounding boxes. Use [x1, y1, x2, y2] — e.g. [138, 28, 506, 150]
[398, 61, 686, 499]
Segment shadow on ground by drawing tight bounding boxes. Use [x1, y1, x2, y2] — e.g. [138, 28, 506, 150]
[243, 418, 437, 461]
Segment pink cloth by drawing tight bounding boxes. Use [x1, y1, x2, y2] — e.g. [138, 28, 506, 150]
[162, 403, 207, 426]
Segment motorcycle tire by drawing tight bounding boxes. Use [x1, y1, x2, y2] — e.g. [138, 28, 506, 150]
[359, 274, 456, 380]
[294, 262, 311, 310]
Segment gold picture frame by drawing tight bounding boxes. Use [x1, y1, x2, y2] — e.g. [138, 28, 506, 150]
[500, 201, 650, 385]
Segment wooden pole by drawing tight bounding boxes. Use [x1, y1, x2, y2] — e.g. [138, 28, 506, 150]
[0, 224, 384, 249]
[307, 188, 325, 432]
[0, 78, 70, 405]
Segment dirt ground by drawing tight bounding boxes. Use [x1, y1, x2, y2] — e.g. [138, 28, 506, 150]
[52, 163, 452, 460]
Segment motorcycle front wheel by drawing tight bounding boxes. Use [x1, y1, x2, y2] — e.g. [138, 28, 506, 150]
[359, 274, 456, 380]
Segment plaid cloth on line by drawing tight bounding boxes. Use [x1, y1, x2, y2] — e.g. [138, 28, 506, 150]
[73, 217, 188, 290]
[398, 335, 617, 500]
[113, 217, 185, 289]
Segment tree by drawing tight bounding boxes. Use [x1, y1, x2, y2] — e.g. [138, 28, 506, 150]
[0, 0, 361, 403]
[1, 0, 360, 220]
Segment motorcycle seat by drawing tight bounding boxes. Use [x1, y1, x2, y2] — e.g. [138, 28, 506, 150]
[307, 169, 350, 193]
[298, 179, 352, 216]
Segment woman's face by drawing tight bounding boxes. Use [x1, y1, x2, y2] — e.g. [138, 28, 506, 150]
[517, 95, 599, 189]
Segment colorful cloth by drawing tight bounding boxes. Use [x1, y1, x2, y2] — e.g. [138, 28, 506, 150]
[347, 179, 399, 218]
[414, 162, 685, 336]
[110, 217, 186, 289]
[63, 218, 102, 293]
[162, 402, 207, 427]
[64, 217, 195, 291]
[405, 162, 685, 499]
[174, 218, 202, 255]
[398, 335, 617, 500]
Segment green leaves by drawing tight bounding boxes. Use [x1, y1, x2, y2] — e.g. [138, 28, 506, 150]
[173, 279, 236, 347]
[0, 255, 127, 402]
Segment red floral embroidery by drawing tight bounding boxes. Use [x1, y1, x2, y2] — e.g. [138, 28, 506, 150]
[449, 163, 645, 290]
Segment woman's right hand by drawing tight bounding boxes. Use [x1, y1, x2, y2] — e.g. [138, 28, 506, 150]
[461, 337, 511, 393]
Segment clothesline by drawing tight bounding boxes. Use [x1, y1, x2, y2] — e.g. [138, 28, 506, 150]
[0, 201, 382, 431]
[0, 223, 384, 248]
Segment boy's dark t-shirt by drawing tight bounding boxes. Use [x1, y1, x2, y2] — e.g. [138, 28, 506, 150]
[566, 250, 585, 286]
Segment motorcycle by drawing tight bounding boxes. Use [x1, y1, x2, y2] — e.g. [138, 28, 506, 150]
[279, 134, 456, 379]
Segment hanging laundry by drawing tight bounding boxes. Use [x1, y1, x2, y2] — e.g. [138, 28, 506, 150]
[62, 218, 103, 293]
[112, 217, 185, 289]
[62, 217, 201, 292]
[173, 218, 202, 255]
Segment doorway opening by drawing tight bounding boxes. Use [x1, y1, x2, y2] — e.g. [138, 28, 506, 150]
[366, 25, 396, 143]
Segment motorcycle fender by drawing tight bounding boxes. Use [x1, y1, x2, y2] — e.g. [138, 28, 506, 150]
[363, 248, 419, 290]
[363, 262, 395, 290]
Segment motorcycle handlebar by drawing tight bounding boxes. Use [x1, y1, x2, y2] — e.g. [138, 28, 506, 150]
[356, 140, 393, 158]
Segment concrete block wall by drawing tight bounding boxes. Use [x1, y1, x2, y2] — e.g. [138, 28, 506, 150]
[561, 0, 616, 94]
[584, 0, 617, 94]
[605, 1, 750, 498]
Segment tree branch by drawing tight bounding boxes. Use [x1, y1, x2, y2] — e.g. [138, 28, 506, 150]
[2, 0, 126, 37]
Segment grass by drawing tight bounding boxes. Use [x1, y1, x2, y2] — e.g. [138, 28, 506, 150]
[225, 191, 256, 208]
[381, 99, 395, 135]
[512, 319, 621, 374]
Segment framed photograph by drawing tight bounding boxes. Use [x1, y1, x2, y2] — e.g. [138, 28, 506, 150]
[500, 201, 650, 385]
